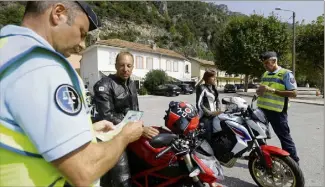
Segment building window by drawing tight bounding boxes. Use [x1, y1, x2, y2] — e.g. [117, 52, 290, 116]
[166, 60, 171, 71]
[109, 52, 116, 64]
[173, 61, 178, 72]
[185, 65, 189, 73]
[136, 56, 144, 69]
[146, 57, 153, 70]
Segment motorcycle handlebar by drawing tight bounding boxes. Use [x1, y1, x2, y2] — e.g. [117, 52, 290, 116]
[156, 146, 173, 159]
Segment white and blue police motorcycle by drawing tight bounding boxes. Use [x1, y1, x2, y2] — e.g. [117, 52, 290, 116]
[202, 95, 305, 187]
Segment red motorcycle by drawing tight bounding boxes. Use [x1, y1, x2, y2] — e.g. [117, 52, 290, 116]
[128, 101, 225, 187]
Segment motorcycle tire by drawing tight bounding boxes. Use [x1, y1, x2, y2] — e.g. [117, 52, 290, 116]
[248, 154, 305, 187]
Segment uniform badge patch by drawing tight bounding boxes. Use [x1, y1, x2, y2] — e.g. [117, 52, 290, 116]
[290, 77, 296, 84]
[55, 84, 82, 115]
[99, 86, 105, 91]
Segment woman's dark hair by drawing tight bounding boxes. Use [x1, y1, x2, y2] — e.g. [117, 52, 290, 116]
[203, 69, 216, 82]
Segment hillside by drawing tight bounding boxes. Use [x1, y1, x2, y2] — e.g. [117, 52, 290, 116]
[0, 1, 244, 61]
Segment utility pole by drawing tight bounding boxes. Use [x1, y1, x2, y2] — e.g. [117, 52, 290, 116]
[275, 8, 296, 76]
[292, 11, 296, 76]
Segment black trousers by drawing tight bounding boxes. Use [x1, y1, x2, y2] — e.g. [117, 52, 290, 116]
[200, 116, 213, 141]
[261, 109, 300, 163]
[100, 151, 133, 187]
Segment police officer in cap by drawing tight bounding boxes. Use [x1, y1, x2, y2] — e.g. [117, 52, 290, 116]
[0, 1, 143, 186]
[256, 51, 300, 164]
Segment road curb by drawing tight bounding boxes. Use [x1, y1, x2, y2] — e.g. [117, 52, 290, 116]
[236, 93, 324, 106]
[137, 95, 153, 98]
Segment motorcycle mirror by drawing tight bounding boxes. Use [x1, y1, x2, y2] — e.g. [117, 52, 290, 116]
[251, 95, 258, 108]
[189, 168, 201, 177]
[149, 133, 178, 148]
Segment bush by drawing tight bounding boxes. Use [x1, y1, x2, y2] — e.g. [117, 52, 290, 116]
[143, 69, 168, 93]
[138, 86, 148, 95]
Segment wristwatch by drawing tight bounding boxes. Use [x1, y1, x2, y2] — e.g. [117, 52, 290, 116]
[270, 88, 276, 93]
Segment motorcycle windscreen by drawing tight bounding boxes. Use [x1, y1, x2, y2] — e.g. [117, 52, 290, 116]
[252, 108, 268, 124]
[191, 151, 224, 183]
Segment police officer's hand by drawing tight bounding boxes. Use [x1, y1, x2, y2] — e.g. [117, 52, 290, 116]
[121, 121, 144, 143]
[257, 85, 269, 96]
[93, 120, 116, 133]
[256, 89, 264, 96]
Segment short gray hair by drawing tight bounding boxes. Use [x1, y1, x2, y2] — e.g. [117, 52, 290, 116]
[24, 1, 83, 25]
[115, 51, 134, 64]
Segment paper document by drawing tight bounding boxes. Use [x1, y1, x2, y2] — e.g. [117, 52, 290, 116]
[96, 110, 144, 142]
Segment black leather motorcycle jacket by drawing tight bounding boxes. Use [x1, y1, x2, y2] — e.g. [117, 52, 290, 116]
[93, 74, 139, 125]
[196, 84, 221, 118]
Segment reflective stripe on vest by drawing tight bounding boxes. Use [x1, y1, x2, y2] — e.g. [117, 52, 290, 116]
[0, 123, 66, 186]
[0, 35, 97, 186]
[257, 68, 288, 112]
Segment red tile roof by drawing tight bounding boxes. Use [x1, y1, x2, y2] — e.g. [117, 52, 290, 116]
[95, 39, 187, 60]
[188, 56, 215, 66]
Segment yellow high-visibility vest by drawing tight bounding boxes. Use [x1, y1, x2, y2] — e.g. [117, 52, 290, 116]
[257, 68, 289, 112]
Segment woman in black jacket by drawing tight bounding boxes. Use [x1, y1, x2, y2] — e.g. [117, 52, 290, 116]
[196, 69, 222, 140]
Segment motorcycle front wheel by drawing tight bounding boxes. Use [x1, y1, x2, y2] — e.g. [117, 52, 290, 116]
[248, 154, 305, 187]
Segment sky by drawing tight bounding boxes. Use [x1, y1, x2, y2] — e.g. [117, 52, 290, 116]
[212, 1, 324, 24]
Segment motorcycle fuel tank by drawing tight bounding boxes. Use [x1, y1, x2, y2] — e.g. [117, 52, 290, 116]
[212, 113, 244, 133]
[218, 113, 244, 124]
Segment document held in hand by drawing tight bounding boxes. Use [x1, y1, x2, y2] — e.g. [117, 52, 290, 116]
[96, 110, 144, 141]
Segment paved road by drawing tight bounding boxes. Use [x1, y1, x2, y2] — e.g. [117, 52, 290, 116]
[138, 93, 324, 187]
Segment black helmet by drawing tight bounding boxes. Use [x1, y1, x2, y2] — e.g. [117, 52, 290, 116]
[164, 101, 200, 135]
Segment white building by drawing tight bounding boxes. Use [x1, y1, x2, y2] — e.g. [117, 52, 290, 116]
[80, 39, 192, 93]
[189, 57, 244, 87]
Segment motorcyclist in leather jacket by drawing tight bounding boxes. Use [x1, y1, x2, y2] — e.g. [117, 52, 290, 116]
[196, 69, 222, 141]
[93, 51, 159, 187]
[93, 73, 139, 125]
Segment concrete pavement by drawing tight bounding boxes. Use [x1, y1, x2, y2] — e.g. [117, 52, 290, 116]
[236, 91, 324, 106]
[138, 93, 324, 187]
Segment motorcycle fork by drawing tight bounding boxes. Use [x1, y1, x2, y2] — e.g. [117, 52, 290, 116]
[252, 140, 272, 168]
[246, 125, 273, 172]
[183, 154, 200, 183]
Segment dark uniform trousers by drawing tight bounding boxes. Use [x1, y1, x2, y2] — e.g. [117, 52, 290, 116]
[261, 109, 300, 163]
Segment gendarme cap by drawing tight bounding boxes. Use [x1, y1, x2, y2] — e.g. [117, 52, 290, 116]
[76, 1, 101, 31]
[260, 51, 277, 61]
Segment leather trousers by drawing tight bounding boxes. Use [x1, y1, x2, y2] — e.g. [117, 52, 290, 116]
[100, 151, 133, 187]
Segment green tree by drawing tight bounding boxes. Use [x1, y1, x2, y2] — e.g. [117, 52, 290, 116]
[0, 3, 25, 27]
[215, 14, 290, 91]
[177, 23, 194, 45]
[296, 15, 324, 92]
[143, 69, 169, 93]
